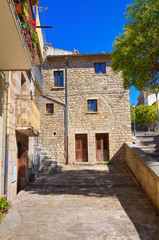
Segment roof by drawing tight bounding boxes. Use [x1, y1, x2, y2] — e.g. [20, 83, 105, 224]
[46, 52, 111, 61]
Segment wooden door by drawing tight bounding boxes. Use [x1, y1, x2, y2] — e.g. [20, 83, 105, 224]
[17, 142, 26, 193]
[75, 134, 88, 162]
[96, 134, 109, 161]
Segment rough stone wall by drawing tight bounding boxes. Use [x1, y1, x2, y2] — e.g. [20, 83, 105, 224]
[7, 71, 36, 200]
[40, 55, 132, 164]
[38, 62, 66, 163]
[67, 58, 132, 163]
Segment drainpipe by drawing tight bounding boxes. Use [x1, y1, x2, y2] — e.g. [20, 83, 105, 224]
[65, 56, 69, 164]
[4, 71, 10, 199]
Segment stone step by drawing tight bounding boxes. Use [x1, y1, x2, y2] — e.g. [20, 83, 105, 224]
[139, 146, 159, 152]
[152, 157, 159, 162]
[138, 144, 159, 148]
[49, 164, 63, 173]
[41, 155, 54, 160]
[138, 141, 159, 145]
[74, 162, 96, 166]
[144, 150, 159, 154]
[42, 164, 63, 174]
[43, 160, 58, 166]
[136, 133, 159, 137]
[148, 152, 159, 157]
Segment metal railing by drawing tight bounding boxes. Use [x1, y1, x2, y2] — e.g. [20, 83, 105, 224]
[13, 0, 37, 64]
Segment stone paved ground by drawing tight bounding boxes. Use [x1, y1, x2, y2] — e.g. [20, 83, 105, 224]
[0, 164, 159, 240]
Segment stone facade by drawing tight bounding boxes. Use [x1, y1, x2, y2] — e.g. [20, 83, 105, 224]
[40, 50, 132, 164]
[0, 70, 42, 200]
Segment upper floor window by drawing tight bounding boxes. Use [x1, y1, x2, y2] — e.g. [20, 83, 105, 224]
[88, 100, 97, 112]
[94, 63, 106, 74]
[46, 103, 54, 114]
[54, 71, 64, 87]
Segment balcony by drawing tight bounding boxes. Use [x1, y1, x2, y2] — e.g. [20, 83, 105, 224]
[16, 96, 40, 136]
[0, 0, 42, 71]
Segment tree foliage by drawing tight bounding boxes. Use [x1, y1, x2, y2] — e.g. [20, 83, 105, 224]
[135, 104, 157, 130]
[112, 0, 159, 91]
[130, 106, 135, 124]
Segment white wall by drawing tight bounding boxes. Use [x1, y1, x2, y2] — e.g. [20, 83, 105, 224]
[144, 93, 159, 105]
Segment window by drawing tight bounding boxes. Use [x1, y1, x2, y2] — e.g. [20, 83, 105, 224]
[94, 63, 106, 74]
[46, 103, 54, 114]
[54, 71, 64, 87]
[88, 100, 97, 112]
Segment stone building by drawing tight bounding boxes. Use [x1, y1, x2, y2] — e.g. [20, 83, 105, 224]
[39, 46, 132, 165]
[0, 0, 44, 200]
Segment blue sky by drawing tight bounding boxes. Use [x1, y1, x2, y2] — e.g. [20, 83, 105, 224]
[38, 0, 140, 105]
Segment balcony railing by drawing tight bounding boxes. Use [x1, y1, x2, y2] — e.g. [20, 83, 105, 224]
[13, 0, 38, 65]
[16, 95, 40, 136]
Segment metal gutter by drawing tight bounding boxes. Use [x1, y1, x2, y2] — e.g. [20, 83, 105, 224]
[4, 71, 10, 199]
[65, 56, 68, 164]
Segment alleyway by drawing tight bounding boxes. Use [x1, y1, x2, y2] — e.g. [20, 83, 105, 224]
[0, 164, 159, 240]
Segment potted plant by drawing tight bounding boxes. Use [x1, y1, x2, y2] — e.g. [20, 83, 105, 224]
[14, 2, 23, 15]
[0, 195, 11, 222]
[32, 32, 38, 48]
[22, 1, 29, 22]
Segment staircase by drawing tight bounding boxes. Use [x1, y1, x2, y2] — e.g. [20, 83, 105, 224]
[34, 143, 63, 173]
[135, 131, 159, 162]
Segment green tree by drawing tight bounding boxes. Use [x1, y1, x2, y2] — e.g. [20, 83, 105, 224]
[130, 106, 135, 124]
[135, 105, 157, 130]
[112, 0, 159, 91]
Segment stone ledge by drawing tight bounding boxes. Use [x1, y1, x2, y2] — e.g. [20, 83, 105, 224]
[51, 87, 65, 91]
[86, 112, 98, 114]
[126, 142, 159, 177]
[125, 142, 159, 214]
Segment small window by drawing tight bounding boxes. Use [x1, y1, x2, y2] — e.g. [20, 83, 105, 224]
[54, 71, 64, 87]
[94, 63, 106, 74]
[88, 100, 97, 112]
[46, 103, 54, 114]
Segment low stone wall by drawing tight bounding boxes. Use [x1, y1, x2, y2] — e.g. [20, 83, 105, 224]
[125, 142, 159, 214]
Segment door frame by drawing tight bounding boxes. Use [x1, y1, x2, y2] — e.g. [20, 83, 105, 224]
[95, 133, 109, 162]
[75, 134, 88, 162]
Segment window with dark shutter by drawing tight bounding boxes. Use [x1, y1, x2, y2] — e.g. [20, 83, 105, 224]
[87, 100, 97, 112]
[94, 63, 106, 74]
[54, 71, 64, 87]
[46, 103, 54, 114]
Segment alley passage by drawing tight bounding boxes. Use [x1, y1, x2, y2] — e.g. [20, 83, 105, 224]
[0, 164, 159, 240]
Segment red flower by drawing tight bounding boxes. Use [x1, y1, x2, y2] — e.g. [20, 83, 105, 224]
[30, 19, 36, 28]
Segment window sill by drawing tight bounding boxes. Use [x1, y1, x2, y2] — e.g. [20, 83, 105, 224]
[51, 87, 65, 90]
[86, 111, 98, 114]
[93, 74, 107, 76]
[45, 113, 54, 115]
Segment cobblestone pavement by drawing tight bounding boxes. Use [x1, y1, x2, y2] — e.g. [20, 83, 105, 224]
[0, 164, 159, 240]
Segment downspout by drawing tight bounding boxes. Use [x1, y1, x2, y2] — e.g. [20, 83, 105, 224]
[65, 56, 69, 164]
[4, 71, 10, 199]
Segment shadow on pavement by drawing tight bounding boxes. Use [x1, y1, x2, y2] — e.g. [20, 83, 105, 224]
[26, 163, 159, 239]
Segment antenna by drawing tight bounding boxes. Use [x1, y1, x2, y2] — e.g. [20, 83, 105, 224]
[37, 7, 48, 13]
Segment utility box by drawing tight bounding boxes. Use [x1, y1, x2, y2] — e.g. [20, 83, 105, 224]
[33, 154, 40, 166]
